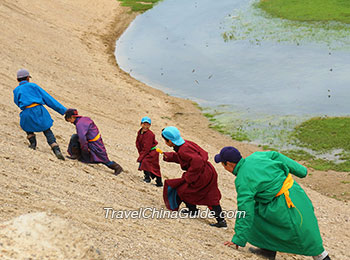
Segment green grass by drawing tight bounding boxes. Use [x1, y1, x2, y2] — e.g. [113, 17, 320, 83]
[280, 117, 350, 172]
[258, 0, 350, 24]
[281, 149, 315, 161]
[292, 117, 350, 152]
[117, 0, 162, 12]
[203, 111, 251, 142]
[307, 159, 350, 172]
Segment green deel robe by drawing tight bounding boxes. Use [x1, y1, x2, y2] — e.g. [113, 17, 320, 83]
[232, 151, 324, 256]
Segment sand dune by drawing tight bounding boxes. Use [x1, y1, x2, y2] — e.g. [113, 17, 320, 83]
[0, 0, 349, 259]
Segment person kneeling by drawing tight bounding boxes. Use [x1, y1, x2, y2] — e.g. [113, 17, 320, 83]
[64, 109, 123, 176]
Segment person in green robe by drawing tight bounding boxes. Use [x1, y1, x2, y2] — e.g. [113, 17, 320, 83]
[214, 146, 331, 260]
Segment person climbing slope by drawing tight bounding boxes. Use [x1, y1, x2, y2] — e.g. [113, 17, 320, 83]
[215, 146, 331, 260]
[13, 69, 66, 160]
[136, 116, 162, 187]
[65, 108, 123, 175]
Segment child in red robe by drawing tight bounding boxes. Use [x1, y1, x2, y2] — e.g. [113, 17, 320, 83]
[136, 117, 162, 187]
[161, 126, 226, 228]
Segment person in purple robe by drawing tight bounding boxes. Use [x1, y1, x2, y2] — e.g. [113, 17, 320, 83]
[64, 109, 123, 175]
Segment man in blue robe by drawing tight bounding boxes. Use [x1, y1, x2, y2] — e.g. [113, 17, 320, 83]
[13, 69, 66, 160]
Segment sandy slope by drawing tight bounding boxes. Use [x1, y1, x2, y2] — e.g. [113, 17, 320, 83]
[0, 0, 349, 259]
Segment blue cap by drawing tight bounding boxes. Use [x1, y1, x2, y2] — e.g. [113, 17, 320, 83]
[162, 126, 185, 146]
[141, 116, 151, 124]
[214, 146, 242, 163]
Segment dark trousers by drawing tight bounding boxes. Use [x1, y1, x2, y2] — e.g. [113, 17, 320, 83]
[26, 128, 56, 145]
[184, 201, 224, 222]
[144, 171, 162, 184]
[69, 134, 113, 166]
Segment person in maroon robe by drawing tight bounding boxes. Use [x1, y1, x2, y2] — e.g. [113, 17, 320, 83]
[64, 109, 123, 175]
[136, 116, 162, 187]
[161, 126, 227, 228]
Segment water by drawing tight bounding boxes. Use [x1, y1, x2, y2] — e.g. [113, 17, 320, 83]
[115, 0, 350, 150]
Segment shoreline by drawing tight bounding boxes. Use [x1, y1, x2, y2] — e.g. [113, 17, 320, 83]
[0, 1, 349, 258]
[108, 4, 350, 201]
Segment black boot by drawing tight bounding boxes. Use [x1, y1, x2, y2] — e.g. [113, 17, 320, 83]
[108, 162, 123, 176]
[323, 255, 331, 260]
[155, 176, 163, 187]
[249, 247, 277, 260]
[28, 135, 37, 150]
[52, 145, 65, 160]
[182, 202, 199, 217]
[143, 171, 151, 183]
[209, 219, 227, 228]
[66, 146, 81, 160]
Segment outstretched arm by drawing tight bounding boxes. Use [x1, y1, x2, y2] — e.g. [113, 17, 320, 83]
[163, 152, 180, 164]
[266, 151, 307, 178]
[231, 179, 256, 247]
[36, 84, 67, 115]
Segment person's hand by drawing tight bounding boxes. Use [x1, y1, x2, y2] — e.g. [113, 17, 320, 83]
[224, 241, 239, 249]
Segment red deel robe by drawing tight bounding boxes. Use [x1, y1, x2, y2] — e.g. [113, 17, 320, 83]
[136, 129, 161, 177]
[163, 140, 221, 207]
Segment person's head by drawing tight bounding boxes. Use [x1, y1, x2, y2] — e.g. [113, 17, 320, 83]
[140, 116, 151, 132]
[64, 108, 79, 123]
[161, 126, 185, 147]
[214, 146, 242, 173]
[17, 69, 31, 82]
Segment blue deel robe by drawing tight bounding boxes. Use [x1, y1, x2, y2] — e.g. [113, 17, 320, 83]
[13, 81, 67, 132]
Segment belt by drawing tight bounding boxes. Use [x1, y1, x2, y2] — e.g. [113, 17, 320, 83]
[25, 103, 40, 109]
[88, 133, 101, 142]
[275, 174, 295, 208]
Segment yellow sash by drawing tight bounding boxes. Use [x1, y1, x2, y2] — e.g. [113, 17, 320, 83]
[275, 174, 295, 208]
[88, 133, 101, 142]
[25, 103, 40, 109]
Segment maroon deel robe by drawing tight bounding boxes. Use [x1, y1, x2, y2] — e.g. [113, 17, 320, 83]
[136, 129, 161, 177]
[163, 140, 221, 208]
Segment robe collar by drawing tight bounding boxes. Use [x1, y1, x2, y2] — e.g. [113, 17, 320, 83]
[19, 80, 28, 85]
[173, 141, 185, 152]
[233, 158, 245, 176]
[73, 116, 83, 125]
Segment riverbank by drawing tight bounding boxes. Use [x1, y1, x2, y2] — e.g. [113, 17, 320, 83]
[258, 0, 350, 23]
[0, 0, 349, 259]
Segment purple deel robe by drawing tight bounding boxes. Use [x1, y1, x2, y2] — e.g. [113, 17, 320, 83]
[71, 116, 110, 163]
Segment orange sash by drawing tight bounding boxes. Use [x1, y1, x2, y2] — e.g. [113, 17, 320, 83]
[25, 103, 40, 109]
[275, 174, 295, 208]
[88, 133, 101, 142]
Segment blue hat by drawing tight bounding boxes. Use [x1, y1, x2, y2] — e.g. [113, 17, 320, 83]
[214, 146, 242, 163]
[162, 126, 185, 146]
[141, 116, 151, 124]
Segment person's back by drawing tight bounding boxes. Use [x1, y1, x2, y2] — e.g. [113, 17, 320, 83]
[13, 69, 66, 160]
[14, 82, 45, 109]
[215, 147, 331, 260]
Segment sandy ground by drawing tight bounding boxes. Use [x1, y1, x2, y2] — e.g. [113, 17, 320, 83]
[0, 0, 349, 259]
